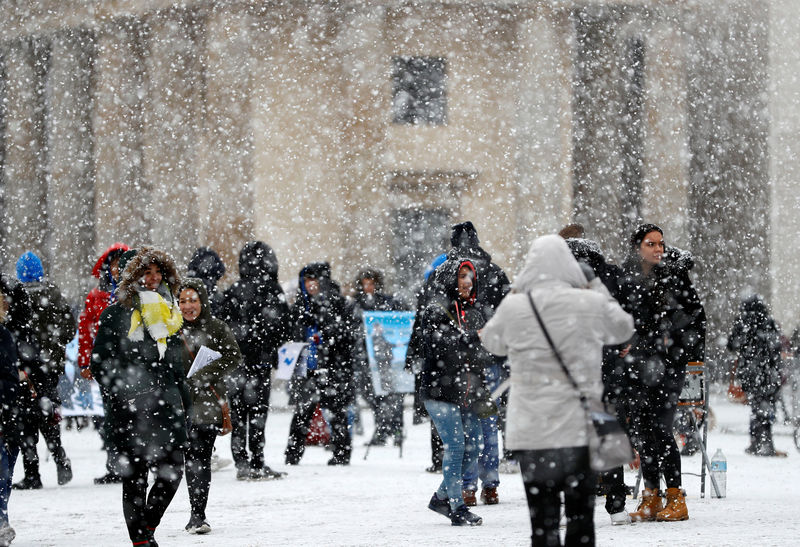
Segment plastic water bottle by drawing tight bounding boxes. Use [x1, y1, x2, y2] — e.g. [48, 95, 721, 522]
[710, 449, 727, 498]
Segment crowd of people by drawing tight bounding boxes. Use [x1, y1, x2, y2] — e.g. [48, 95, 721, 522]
[0, 219, 794, 547]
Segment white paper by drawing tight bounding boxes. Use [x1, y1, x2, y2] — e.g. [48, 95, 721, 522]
[187, 345, 223, 378]
[276, 342, 308, 380]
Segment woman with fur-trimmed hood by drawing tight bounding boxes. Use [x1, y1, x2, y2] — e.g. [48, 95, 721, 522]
[91, 247, 190, 547]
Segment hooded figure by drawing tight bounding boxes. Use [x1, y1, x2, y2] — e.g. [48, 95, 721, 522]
[187, 247, 226, 314]
[727, 295, 786, 457]
[12, 252, 75, 490]
[178, 277, 242, 533]
[481, 234, 634, 546]
[90, 247, 190, 546]
[217, 241, 289, 480]
[284, 262, 355, 466]
[419, 256, 495, 526]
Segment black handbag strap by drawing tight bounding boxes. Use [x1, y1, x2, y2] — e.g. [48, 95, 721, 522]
[526, 292, 590, 412]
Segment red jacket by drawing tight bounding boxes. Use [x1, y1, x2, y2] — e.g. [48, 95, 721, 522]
[78, 287, 111, 370]
[78, 243, 129, 370]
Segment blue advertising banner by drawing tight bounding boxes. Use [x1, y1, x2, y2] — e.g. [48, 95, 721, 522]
[362, 311, 415, 395]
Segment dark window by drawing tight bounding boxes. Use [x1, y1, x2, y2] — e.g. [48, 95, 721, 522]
[392, 56, 447, 125]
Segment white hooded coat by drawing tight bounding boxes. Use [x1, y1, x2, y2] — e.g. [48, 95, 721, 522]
[480, 235, 634, 451]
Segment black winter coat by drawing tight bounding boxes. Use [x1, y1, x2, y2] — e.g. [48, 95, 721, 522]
[616, 254, 706, 393]
[0, 324, 20, 445]
[419, 259, 493, 406]
[218, 242, 289, 371]
[727, 296, 782, 398]
[290, 263, 355, 408]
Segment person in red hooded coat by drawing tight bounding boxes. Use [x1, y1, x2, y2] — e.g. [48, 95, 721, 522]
[77, 242, 129, 485]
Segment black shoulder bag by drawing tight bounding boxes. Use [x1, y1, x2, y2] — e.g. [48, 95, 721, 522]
[526, 292, 634, 472]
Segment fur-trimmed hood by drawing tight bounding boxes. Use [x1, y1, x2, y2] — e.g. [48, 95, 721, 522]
[116, 247, 182, 309]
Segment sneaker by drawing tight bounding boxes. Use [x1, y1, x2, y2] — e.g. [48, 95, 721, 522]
[450, 504, 483, 526]
[480, 487, 499, 505]
[610, 511, 632, 525]
[0, 524, 16, 547]
[57, 461, 73, 486]
[185, 516, 211, 535]
[498, 458, 519, 474]
[462, 489, 477, 507]
[250, 466, 287, 480]
[94, 472, 123, 485]
[12, 476, 42, 490]
[428, 493, 451, 518]
[209, 453, 232, 472]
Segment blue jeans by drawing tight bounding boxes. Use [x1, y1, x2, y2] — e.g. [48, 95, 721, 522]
[424, 399, 483, 511]
[1, 440, 19, 526]
[463, 364, 502, 490]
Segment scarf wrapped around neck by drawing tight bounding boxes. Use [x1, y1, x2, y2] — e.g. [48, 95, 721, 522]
[128, 288, 183, 359]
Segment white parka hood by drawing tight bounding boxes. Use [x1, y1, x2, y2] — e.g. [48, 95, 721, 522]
[514, 234, 588, 293]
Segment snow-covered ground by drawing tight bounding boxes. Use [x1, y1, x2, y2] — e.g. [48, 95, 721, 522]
[6, 388, 799, 546]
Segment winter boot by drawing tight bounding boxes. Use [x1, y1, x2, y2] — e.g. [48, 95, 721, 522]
[480, 487, 499, 505]
[629, 488, 663, 522]
[462, 489, 477, 507]
[57, 459, 73, 486]
[428, 493, 451, 518]
[94, 472, 123, 485]
[12, 475, 42, 490]
[450, 504, 483, 526]
[656, 487, 689, 522]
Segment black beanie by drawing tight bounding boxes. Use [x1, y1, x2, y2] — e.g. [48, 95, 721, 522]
[630, 223, 663, 250]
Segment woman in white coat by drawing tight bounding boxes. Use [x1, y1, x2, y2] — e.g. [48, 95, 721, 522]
[481, 235, 634, 547]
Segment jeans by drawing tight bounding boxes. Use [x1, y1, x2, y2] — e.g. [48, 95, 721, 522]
[463, 364, 502, 490]
[424, 399, 483, 511]
[0, 441, 19, 526]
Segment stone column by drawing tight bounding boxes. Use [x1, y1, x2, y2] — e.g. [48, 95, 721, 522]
[92, 19, 149, 251]
[768, 0, 800, 328]
[512, 7, 575, 263]
[43, 29, 97, 304]
[140, 8, 202, 267]
[198, 6, 255, 275]
[0, 39, 49, 271]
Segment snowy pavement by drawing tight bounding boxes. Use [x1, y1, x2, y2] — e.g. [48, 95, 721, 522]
[6, 389, 799, 546]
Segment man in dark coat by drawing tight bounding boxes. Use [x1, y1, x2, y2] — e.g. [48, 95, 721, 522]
[12, 252, 75, 489]
[284, 262, 356, 466]
[217, 241, 289, 480]
[727, 295, 786, 457]
[0, 287, 20, 545]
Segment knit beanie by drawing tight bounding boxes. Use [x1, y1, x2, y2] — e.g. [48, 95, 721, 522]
[16, 251, 44, 283]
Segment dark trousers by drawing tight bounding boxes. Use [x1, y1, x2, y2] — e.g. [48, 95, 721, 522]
[185, 424, 217, 521]
[517, 448, 595, 547]
[627, 386, 681, 490]
[18, 396, 69, 479]
[285, 400, 351, 464]
[228, 369, 271, 470]
[121, 449, 184, 543]
[600, 466, 627, 514]
[748, 393, 777, 453]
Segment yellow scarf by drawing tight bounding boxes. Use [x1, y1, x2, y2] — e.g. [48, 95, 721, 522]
[128, 289, 183, 359]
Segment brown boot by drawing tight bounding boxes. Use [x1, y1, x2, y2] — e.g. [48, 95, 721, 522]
[480, 487, 499, 505]
[462, 489, 477, 507]
[657, 487, 689, 522]
[629, 488, 663, 522]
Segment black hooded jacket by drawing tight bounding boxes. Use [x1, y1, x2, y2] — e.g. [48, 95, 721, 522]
[727, 295, 782, 398]
[187, 247, 226, 314]
[218, 242, 289, 370]
[289, 262, 355, 407]
[419, 258, 493, 406]
[0, 322, 20, 444]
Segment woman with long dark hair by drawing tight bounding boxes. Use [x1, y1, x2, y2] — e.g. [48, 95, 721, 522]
[617, 224, 706, 522]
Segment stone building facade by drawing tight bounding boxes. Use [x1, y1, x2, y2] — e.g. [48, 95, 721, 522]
[0, 0, 796, 361]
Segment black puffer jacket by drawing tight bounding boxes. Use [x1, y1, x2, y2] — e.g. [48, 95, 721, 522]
[420, 258, 493, 406]
[218, 242, 289, 370]
[616, 252, 706, 393]
[289, 262, 355, 407]
[0, 323, 20, 445]
[727, 295, 783, 398]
